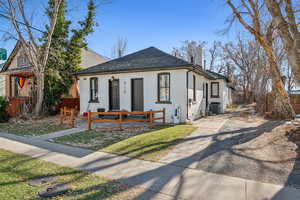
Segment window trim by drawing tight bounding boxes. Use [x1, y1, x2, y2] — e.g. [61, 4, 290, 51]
[89, 77, 99, 103]
[157, 72, 171, 104]
[211, 82, 220, 98]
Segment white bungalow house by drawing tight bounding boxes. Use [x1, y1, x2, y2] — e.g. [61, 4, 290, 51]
[76, 47, 234, 123]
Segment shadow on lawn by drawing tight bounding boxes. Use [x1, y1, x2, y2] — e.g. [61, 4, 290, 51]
[0, 152, 136, 200]
[62, 120, 290, 199]
[4, 118, 299, 199]
[55, 124, 173, 151]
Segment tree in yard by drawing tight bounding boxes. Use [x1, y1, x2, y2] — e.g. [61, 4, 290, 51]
[264, 0, 300, 84]
[226, 0, 295, 119]
[0, 0, 63, 115]
[172, 40, 205, 66]
[111, 37, 128, 58]
[208, 41, 222, 71]
[44, 0, 96, 113]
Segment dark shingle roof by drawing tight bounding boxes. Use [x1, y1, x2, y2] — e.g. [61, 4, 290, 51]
[77, 47, 192, 75]
[205, 70, 229, 81]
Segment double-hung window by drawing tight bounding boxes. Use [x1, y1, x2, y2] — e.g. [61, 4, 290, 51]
[90, 77, 99, 102]
[157, 73, 170, 103]
[211, 82, 220, 98]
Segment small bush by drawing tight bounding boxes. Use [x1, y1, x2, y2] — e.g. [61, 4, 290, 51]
[227, 104, 238, 109]
[0, 96, 9, 122]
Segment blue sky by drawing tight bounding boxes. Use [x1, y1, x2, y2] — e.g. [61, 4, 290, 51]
[0, 0, 244, 58]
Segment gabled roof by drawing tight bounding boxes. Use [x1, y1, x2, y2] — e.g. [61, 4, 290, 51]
[76, 47, 193, 75]
[1, 41, 106, 73]
[1, 41, 22, 72]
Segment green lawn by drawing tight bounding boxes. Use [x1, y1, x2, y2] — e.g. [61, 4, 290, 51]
[0, 149, 145, 200]
[54, 125, 196, 161]
[0, 121, 68, 136]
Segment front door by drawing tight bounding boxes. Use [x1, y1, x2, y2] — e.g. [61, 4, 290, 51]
[131, 78, 144, 111]
[109, 79, 120, 110]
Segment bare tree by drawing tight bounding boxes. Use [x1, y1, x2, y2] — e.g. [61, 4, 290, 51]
[264, 0, 300, 84]
[227, 0, 295, 118]
[172, 40, 205, 66]
[112, 37, 127, 58]
[221, 36, 271, 105]
[208, 41, 221, 71]
[0, 0, 62, 115]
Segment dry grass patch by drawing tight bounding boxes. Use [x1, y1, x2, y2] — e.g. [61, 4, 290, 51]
[0, 116, 68, 136]
[54, 125, 196, 161]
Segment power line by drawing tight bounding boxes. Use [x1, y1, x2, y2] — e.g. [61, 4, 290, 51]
[0, 13, 45, 33]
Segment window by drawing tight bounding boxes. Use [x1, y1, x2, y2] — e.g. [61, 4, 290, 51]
[17, 53, 28, 67]
[157, 73, 170, 103]
[89, 77, 99, 102]
[211, 82, 219, 98]
[193, 75, 196, 101]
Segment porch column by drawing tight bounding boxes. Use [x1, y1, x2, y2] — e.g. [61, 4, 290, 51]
[8, 75, 12, 97]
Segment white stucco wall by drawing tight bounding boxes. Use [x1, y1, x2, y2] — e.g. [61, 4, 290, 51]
[208, 79, 232, 113]
[187, 72, 207, 120]
[79, 69, 188, 123]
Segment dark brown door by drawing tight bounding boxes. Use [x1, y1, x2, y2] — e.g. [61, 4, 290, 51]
[109, 79, 120, 110]
[131, 78, 144, 111]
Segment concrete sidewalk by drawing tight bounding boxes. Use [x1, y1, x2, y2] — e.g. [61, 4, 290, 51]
[1, 133, 300, 200]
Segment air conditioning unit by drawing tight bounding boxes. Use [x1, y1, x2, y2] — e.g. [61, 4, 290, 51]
[210, 102, 220, 114]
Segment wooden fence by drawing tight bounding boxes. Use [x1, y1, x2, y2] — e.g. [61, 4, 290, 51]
[58, 98, 80, 111]
[6, 97, 35, 117]
[266, 93, 300, 114]
[87, 109, 166, 130]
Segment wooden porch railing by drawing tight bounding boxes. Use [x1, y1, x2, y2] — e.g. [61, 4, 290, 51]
[87, 108, 166, 130]
[6, 97, 35, 117]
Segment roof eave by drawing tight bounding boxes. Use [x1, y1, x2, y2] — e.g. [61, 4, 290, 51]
[75, 64, 193, 76]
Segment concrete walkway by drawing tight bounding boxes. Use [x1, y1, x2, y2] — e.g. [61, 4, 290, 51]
[32, 127, 86, 140]
[159, 115, 228, 165]
[1, 131, 300, 200]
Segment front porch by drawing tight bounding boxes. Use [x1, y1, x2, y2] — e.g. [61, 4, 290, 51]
[3, 67, 35, 117]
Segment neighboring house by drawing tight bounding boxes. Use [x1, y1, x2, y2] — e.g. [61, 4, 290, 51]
[0, 61, 5, 96]
[77, 47, 234, 123]
[205, 70, 235, 112]
[0, 41, 107, 99]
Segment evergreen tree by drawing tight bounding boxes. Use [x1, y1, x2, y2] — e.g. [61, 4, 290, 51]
[43, 0, 96, 114]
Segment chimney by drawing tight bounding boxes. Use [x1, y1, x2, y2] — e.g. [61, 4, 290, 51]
[190, 56, 194, 64]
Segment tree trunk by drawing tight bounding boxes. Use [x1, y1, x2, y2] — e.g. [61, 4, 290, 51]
[260, 38, 295, 118]
[35, 71, 45, 115]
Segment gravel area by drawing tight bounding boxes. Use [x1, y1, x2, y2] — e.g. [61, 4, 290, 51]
[192, 106, 300, 188]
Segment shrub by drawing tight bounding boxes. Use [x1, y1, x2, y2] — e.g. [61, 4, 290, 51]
[0, 96, 9, 122]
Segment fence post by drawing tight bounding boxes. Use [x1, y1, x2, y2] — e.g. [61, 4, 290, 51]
[119, 112, 122, 130]
[70, 109, 75, 128]
[87, 110, 92, 130]
[162, 108, 166, 124]
[149, 110, 153, 128]
[60, 108, 64, 125]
